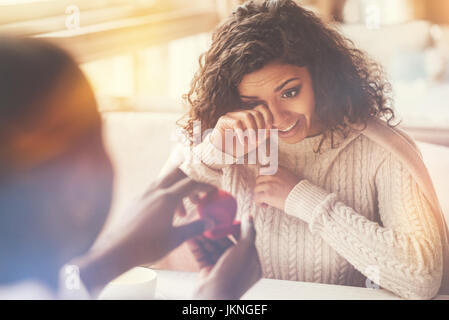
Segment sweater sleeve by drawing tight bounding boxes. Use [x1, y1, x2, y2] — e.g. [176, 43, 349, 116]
[178, 133, 241, 188]
[161, 135, 238, 227]
[283, 152, 444, 300]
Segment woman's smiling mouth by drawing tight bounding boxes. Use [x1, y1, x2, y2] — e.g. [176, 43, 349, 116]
[276, 118, 302, 138]
[278, 120, 299, 133]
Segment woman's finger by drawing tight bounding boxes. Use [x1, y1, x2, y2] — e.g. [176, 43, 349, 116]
[255, 174, 277, 184]
[256, 168, 285, 182]
[241, 111, 258, 132]
[247, 110, 265, 147]
[249, 110, 267, 145]
[241, 112, 258, 147]
[253, 191, 267, 203]
[253, 183, 271, 194]
[254, 104, 273, 129]
[232, 118, 246, 147]
[250, 110, 265, 130]
[254, 191, 270, 208]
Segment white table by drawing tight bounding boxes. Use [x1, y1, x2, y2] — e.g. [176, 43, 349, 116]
[154, 270, 449, 300]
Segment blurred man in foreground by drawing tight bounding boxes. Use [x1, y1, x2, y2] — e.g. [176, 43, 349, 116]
[0, 36, 261, 299]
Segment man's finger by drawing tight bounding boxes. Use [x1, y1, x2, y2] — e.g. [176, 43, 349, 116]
[166, 178, 216, 201]
[174, 219, 214, 245]
[190, 192, 206, 204]
[157, 167, 188, 189]
[176, 201, 187, 217]
[141, 168, 187, 198]
[240, 215, 256, 242]
[187, 237, 213, 269]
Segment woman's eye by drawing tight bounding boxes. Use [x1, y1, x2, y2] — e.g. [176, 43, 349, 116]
[281, 86, 301, 99]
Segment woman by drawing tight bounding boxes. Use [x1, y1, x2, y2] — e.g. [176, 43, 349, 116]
[171, 0, 449, 299]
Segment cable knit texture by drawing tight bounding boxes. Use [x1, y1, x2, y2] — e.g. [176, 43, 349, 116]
[175, 128, 443, 300]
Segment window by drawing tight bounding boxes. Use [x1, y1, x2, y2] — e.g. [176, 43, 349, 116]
[82, 32, 211, 112]
[0, 0, 220, 112]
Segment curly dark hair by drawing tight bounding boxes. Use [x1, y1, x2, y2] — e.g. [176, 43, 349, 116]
[180, 0, 396, 151]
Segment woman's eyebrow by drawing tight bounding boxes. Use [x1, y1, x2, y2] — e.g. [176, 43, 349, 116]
[274, 77, 300, 92]
[240, 95, 259, 99]
[240, 77, 301, 99]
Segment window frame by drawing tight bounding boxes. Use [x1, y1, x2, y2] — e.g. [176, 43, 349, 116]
[0, 0, 219, 63]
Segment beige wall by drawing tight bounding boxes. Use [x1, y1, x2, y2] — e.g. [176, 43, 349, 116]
[219, 0, 342, 21]
[219, 0, 449, 24]
[413, 0, 449, 24]
[217, 0, 241, 19]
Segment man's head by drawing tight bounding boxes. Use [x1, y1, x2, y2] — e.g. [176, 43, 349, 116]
[0, 36, 114, 289]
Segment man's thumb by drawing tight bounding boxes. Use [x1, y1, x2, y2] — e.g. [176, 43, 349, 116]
[240, 215, 256, 242]
[174, 218, 214, 243]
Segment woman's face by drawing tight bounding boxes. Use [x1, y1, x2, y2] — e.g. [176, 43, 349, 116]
[238, 61, 322, 144]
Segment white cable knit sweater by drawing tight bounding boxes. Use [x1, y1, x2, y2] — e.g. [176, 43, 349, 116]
[175, 127, 443, 299]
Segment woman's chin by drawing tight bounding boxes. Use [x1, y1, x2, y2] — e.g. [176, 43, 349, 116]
[279, 134, 306, 144]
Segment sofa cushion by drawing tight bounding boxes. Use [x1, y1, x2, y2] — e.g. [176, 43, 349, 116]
[101, 111, 183, 229]
[417, 141, 449, 225]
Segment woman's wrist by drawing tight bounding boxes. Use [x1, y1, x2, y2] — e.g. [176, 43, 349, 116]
[209, 128, 244, 160]
[189, 132, 238, 168]
[284, 180, 330, 224]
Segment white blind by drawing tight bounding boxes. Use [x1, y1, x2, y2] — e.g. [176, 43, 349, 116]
[0, 0, 219, 62]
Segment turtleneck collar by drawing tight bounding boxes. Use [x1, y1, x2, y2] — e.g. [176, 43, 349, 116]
[277, 127, 362, 156]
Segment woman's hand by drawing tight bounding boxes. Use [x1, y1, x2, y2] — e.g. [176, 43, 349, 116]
[210, 104, 273, 158]
[73, 168, 217, 296]
[188, 215, 262, 300]
[254, 166, 301, 211]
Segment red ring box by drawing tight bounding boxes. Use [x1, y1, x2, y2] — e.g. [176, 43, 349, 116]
[197, 189, 240, 239]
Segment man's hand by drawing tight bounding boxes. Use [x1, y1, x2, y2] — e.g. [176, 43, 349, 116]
[253, 166, 301, 210]
[189, 215, 262, 300]
[73, 168, 216, 296]
[187, 234, 235, 278]
[122, 174, 216, 265]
